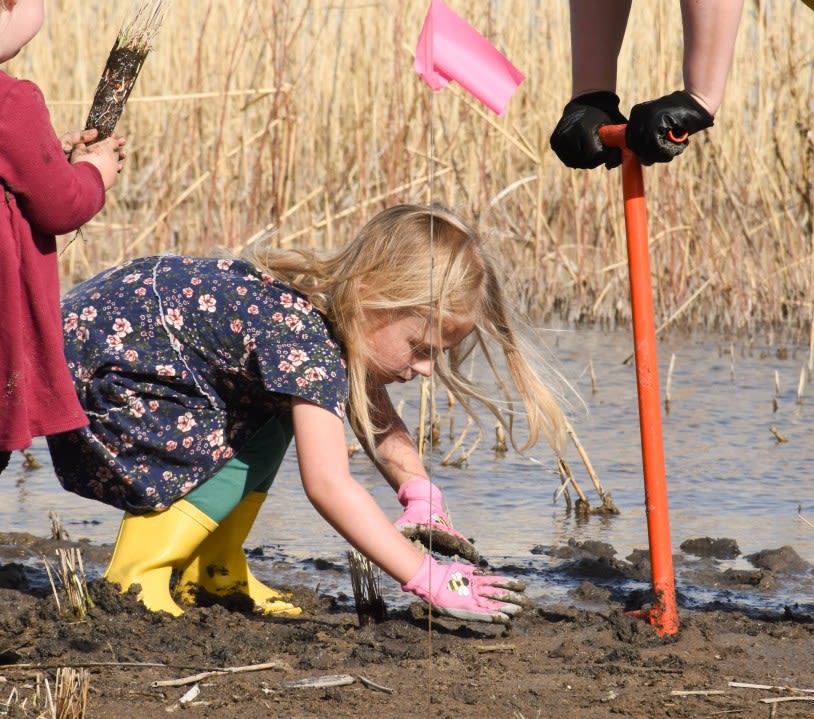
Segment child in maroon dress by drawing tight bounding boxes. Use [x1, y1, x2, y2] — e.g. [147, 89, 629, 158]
[0, 0, 126, 474]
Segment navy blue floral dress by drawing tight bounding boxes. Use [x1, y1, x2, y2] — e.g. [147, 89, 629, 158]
[47, 255, 348, 514]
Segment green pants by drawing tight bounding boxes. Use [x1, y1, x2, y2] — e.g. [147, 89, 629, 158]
[184, 415, 293, 522]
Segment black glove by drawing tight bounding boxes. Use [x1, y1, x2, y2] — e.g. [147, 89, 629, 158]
[550, 91, 628, 170]
[625, 90, 714, 165]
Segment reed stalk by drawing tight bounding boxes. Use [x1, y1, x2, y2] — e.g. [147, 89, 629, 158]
[42, 548, 94, 620]
[54, 667, 90, 719]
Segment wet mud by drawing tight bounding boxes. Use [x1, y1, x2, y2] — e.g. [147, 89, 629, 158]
[0, 531, 812, 718]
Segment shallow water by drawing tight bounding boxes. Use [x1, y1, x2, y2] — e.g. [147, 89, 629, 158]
[4, 328, 813, 614]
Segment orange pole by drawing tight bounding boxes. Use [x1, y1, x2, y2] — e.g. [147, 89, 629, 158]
[598, 124, 679, 636]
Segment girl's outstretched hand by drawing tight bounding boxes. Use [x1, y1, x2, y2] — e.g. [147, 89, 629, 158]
[394, 479, 479, 563]
[401, 555, 528, 625]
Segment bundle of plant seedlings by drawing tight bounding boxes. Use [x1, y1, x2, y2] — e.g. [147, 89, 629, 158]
[84, 0, 166, 141]
[346, 550, 387, 626]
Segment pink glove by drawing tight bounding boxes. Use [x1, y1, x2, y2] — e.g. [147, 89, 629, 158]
[401, 555, 527, 624]
[394, 478, 469, 542]
[394, 479, 479, 562]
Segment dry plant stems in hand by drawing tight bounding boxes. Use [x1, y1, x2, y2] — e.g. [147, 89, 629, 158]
[84, 0, 166, 141]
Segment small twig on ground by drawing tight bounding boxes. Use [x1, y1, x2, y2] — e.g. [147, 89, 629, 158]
[282, 674, 355, 689]
[358, 676, 394, 694]
[165, 683, 201, 713]
[151, 660, 291, 688]
[476, 644, 516, 654]
[729, 681, 814, 693]
[670, 689, 726, 696]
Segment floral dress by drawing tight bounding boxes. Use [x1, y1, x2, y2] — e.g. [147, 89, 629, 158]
[47, 255, 348, 514]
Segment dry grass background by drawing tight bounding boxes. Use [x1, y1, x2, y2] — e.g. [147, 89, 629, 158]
[8, 0, 813, 334]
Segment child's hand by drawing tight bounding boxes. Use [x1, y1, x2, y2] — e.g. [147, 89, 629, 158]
[401, 555, 528, 624]
[60, 128, 101, 156]
[70, 133, 127, 190]
[394, 478, 480, 563]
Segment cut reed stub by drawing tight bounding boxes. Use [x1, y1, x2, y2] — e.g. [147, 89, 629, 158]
[84, 1, 165, 141]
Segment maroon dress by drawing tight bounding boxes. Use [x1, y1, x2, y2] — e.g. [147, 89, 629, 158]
[0, 72, 106, 451]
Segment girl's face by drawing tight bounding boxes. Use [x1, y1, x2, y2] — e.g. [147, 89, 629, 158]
[364, 313, 473, 385]
[0, 0, 44, 63]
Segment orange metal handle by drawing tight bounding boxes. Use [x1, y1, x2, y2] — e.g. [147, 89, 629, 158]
[597, 121, 680, 637]
[598, 123, 626, 149]
[599, 124, 689, 148]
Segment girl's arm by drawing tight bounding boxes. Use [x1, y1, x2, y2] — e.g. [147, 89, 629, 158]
[292, 398, 529, 623]
[292, 397, 424, 584]
[354, 384, 477, 558]
[366, 383, 428, 493]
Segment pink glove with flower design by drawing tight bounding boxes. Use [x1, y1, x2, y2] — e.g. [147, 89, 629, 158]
[402, 555, 527, 624]
[394, 479, 479, 562]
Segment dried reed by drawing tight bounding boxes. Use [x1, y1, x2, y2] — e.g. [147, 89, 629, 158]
[5, 0, 807, 334]
[54, 667, 90, 719]
[664, 353, 676, 414]
[49, 511, 70, 541]
[42, 548, 94, 620]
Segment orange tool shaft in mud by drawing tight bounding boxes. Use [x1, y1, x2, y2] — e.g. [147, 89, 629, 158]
[599, 124, 679, 637]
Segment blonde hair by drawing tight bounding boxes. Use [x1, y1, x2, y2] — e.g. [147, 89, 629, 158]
[240, 204, 566, 457]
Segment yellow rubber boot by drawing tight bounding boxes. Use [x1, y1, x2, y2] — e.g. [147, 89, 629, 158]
[103, 500, 217, 616]
[175, 492, 302, 616]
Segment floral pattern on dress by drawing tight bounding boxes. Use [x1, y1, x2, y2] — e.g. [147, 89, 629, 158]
[47, 255, 348, 513]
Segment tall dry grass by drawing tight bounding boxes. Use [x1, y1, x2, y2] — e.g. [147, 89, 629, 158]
[7, 0, 813, 334]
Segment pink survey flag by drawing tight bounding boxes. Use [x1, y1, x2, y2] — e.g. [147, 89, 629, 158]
[414, 0, 524, 116]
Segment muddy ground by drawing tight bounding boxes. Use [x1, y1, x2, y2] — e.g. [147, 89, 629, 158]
[1, 531, 813, 719]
